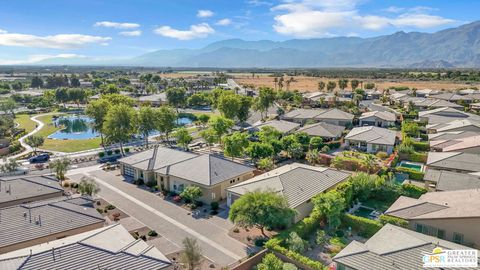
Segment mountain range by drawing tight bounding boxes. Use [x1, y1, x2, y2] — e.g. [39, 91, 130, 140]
[38, 21, 480, 68]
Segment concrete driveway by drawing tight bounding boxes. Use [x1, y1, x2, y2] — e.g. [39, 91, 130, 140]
[68, 169, 251, 267]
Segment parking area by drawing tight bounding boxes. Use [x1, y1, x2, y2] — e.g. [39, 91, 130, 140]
[68, 169, 250, 267]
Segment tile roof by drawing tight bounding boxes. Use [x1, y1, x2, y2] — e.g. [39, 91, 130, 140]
[253, 120, 300, 134]
[282, 108, 353, 121]
[360, 110, 396, 122]
[0, 176, 63, 205]
[424, 169, 480, 191]
[385, 189, 480, 219]
[345, 126, 397, 145]
[426, 152, 480, 172]
[430, 135, 480, 152]
[428, 131, 480, 141]
[314, 108, 354, 121]
[157, 154, 254, 186]
[0, 224, 171, 270]
[0, 197, 104, 250]
[427, 119, 480, 133]
[119, 146, 197, 171]
[413, 98, 463, 109]
[334, 224, 479, 270]
[296, 122, 345, 138]
[227, 163, 350, 208]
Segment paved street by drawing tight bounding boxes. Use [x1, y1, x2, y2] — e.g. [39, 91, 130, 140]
[68, 169, 250, 267]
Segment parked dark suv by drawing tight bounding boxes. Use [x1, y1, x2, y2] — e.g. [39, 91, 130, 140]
[29, 153, 50, 163]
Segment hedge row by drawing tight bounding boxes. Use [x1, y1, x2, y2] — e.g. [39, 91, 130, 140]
[401, 183, 427, 198]
[411, 141, 430, 152]
[341, 214, 382, 238]
[395, 167, 425, 180]
[379, 215, 408, 228]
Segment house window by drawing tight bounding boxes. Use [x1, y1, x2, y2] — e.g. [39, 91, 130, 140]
[211, 193, 216, 200]
[437, 229, 446, 240]
[416, 223, 445, 239]
[453, 232, 464, 244]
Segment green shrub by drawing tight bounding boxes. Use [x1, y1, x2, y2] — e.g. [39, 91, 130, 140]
[63, 182, 70, 188]
[376, 151, 389, 159]
[114, 149, 121, 154]
[210, 201, 219, 210]
[96, 208, 104, 214]
[265, 241, 325, 270]
[125, 147, 130, 153]
[105, 204, 116, 210]
[326, 141, 341, 149]
[402, 183, 427, 198]
[254, 237, 268, 247]
[379, 215, 408, 228]
[408, 152, 427, 163]
[283, 263, 298, 270]
[395, 167, 425, 180]
[98, 152, 105, 158]
[341, 214, 382, 238]
[106, 150, 113, 156]
[147, 230, 158, 237]
[411, 141, 430, 151]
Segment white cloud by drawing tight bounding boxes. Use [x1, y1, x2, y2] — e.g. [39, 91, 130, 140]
[0, 29, 7, 34]
[119, 30, 142, 36]
[153, 23, 215, 40]
[0, 54, 86, 65]
[197, 10, 214, 18]
[272, 0, 456, 37]
[216, 18, 232, 26]
[0, 30, 111, 49]
[392, 13, 455, 28]
[94, 21, 140, 29]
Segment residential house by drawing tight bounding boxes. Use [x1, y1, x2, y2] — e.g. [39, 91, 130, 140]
[412, 98, 464, 110]
[413, 88, 439, 97]
[119, 146, 255, 203]
[333, 224, 479, 270]
[226, 163, 351, 222]
[359, 111, 396, 128]
[344, 126, 397, 154]
[458, 89, 480, 95]
[423, 169, 480, 191]
[428, 131, 480, 141]
[385, 189, 480, 247]
[252, 120, 300, 134]
[426, 152, 480, 173]
[365, 89, 382, 100]
[296, 122, 345, 140]
[427, 119, 480, 134]
[430, 135, 480, 153]
[429, 92, 473, 103]
[418, 107, 480, 125]
[0, 224, 171, 269]
[0, 175, 63, 208]
[0, 197, 104, 254]
[470, 102, 480, 111]
[137, 93, 167, 107]
[282, 108, 354, 126]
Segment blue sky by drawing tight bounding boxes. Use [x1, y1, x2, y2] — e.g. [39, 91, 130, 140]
[0, 0, 477, 64]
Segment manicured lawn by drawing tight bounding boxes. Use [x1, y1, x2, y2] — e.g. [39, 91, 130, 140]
[41, 137, 102, 152]
[15, 114, 37, 134]
[35, 114, 63, 138]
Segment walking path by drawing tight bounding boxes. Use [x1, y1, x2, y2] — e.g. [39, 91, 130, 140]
[68, 169, 250, 266]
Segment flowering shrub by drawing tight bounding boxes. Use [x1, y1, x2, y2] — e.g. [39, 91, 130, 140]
[173, 195, 182, 202]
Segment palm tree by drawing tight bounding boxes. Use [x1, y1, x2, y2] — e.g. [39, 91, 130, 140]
[49, 158, 70, 184]
[180, 237, 203, 270]
[364, 155, 376, 173]
[306, 149, 320, 165]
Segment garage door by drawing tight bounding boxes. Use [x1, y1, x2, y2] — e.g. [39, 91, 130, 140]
[124, 166, 135, 178]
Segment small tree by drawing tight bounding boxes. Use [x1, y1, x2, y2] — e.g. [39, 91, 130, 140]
[49, 158, 70, 183]
[180, 237, 203, 270]
[77, 176, 100, 197]
[306, 149, 319, 165]
[229, 190, 295, 237]
[315, 230, 328, 246]
[257, 253, 283, 270]
[286, 232, 306, 253]
[313, 190, 345, 229]
[174, 127, 193, 150]
[25, 135, 44, 154]
[200, 128, 217, 152]
[223, 132, 249, 160]
[180, 186, 203, 203]
[257, 157, 274, 171]
[286, 142, 304, 160]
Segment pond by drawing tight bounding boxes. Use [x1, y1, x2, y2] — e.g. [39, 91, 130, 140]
[176, 117, 193, 125]
[48, 115, 99, 140]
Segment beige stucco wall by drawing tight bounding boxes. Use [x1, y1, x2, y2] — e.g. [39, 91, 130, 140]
[409, 218, 480, 248]
[158, 171, 254, 204]
[294, 201, 314, 223]
[0, 222, 104, 254]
